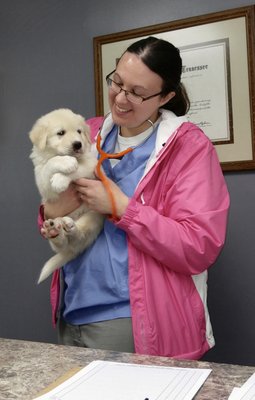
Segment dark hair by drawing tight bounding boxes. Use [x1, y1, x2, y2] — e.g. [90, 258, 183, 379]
[125, 36, 190, 116]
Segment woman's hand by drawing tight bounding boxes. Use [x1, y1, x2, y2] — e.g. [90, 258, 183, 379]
[75, 177, 129, 218]
[43, 184, 82, 219]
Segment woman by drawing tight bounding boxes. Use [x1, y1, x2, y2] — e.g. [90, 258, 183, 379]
[41, 36, 230, 359]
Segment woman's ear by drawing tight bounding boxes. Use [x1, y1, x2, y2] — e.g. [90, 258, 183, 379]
[159, 91, 176, 107]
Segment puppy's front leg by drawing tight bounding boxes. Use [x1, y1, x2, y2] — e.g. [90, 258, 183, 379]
[50, 173, 72, 193]
[35, 155, 78, 199]
[46, 155, 78, 175]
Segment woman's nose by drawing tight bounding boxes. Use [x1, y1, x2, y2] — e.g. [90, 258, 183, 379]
[115, 89, 129, 102]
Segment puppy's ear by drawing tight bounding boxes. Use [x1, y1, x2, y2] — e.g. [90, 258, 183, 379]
[78, 116, 91, 145]
[29, 121, 48, 150]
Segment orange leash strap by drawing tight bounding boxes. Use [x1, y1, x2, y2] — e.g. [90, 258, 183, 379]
[96, 133, 133, 220]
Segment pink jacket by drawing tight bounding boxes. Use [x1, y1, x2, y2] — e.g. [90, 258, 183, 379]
[48, 110, 230, 360]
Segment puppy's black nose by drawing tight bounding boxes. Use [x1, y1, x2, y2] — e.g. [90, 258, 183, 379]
[73, 141, 82, 151]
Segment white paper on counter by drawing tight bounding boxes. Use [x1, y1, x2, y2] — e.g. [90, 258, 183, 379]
[34, 360, 211, 400]
[228, 372, 255, 399]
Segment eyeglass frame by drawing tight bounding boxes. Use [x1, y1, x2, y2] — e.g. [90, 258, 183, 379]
[105, 69, 164, 104]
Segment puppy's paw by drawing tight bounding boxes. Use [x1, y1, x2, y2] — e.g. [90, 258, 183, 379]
[61, 156, 78, 173]
[41, 218, 71, 250]
[50, 173, 71, 193]
[41, 217, 77, 239]
[62, 216, 77, 234]
[41, 218, 63, 239]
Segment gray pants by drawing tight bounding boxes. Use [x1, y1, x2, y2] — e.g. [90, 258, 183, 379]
[58, 318, 135, 353]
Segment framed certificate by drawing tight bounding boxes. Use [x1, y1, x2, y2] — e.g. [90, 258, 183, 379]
[93, 6, 255, 171]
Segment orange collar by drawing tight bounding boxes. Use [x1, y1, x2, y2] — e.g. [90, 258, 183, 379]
[96, 133, 133, 220]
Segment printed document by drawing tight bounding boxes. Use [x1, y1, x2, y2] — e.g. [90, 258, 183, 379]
[34, 360, 211, 400]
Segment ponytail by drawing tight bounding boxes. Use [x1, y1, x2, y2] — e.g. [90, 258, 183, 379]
[163, 82, 190, 116]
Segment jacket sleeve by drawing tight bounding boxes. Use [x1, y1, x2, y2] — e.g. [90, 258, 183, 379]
[116, 130, 230, 276]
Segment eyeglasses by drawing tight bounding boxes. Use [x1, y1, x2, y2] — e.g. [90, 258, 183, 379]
[105, 70, 163, 104]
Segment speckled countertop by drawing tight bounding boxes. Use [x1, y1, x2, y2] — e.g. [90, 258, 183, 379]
[0, 338, 254, 399]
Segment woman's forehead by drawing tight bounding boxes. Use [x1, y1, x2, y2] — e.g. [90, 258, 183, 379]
[116, 52, 163, 88]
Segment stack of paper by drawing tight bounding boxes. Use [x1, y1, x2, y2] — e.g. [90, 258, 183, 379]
[34, 360, 211, 400]
[228, 372, 255, 399]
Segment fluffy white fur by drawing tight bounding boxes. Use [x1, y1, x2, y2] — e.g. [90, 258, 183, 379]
[29, 108, 104, 284]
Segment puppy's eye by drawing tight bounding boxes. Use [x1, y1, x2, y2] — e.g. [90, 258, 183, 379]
[57, 130, 66, 136]
[77, 129, 82, 134]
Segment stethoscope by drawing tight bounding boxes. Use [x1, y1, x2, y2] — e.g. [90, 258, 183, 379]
[95, 114, 132, 220]
[95, 114, 154, 220]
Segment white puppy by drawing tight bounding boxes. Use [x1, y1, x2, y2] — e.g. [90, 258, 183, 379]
[29, 108, 104, 284]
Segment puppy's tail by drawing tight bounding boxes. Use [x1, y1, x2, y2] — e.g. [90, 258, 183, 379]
[37, 252, 73, 284]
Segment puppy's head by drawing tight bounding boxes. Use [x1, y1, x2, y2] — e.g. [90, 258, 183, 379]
[29, 108, 91, 157]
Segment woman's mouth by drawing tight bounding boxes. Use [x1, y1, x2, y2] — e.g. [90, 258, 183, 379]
[115, 104, 132, 114]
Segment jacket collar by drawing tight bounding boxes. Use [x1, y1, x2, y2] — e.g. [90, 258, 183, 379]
[95, 109, 188, 158]
[155, 109, 187, 154]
